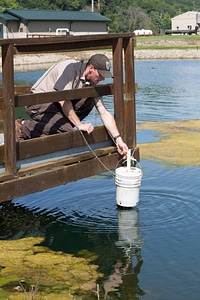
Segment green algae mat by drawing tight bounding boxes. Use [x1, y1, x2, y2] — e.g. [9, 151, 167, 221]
[0, 237, 102, 299]
[137, 120, 200, 166]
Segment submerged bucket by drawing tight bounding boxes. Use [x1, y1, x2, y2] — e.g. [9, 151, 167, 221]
[115, 150, 142, 208]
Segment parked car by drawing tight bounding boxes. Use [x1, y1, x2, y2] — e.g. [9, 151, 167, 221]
[56, 28, 70, 35]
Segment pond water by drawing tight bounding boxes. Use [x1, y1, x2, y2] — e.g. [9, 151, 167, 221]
[0, 60, 200, 299]
[135, 59, 200, 122]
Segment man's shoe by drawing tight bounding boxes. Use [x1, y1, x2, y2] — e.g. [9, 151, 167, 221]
[15, 118, 24, 141]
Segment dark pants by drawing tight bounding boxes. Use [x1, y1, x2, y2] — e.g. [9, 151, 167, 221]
[22, 98, 95, 139]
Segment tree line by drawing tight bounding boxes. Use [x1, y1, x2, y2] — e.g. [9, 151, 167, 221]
[1, 0, 200, 34]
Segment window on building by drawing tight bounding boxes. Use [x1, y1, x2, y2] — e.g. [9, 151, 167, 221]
[20, 28, 23, 32]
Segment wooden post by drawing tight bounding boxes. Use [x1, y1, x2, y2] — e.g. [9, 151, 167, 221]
[2, 43, 17, 174]
[123, 37, 136, 149]
[112, 37, 124, 139]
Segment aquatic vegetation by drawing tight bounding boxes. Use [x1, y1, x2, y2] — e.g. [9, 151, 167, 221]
[137, 120, 200, 166]
[0, 237, 103, 299]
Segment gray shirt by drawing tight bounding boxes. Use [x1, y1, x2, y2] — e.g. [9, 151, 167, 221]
[30, 60, 88, 93]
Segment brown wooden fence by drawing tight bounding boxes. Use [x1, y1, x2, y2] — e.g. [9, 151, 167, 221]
[0, 33, 139, 202]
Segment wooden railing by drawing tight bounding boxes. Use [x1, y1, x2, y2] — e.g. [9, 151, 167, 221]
[0, 33, 138, 202]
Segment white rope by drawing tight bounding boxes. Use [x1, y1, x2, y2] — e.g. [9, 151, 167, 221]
[79, 130, 115, 177]
[79, 130, 141, 177]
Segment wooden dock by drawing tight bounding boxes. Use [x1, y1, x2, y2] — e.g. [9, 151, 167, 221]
[0, 33, 139, 202]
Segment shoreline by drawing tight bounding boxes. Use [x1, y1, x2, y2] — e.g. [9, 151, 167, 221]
[134, 48, 200, 59]
[0, 48, 200, 71]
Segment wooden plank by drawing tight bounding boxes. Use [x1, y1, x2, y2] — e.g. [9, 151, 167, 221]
[0, 85, 114, 110]
[18, 126, 110, 160]
[0, 150, 120, 202]
[112, 37, 124, 137]
[1, 84, 138, 98]
[0, 33, 134, 47]
[9, 33, 134, 54]
[124, 37, 135, 100]
[14, 40, 112, 54]
[14, 84, 114, 107]
[0, 144, 141, 184]
[0, 86, 32, 97]
[1, 83, 139, 109]
[0, 126, 110, 163]
[0, 145, 117, 181]
[17, 145, 117, 177]
[2, 44, 17, 174]
[16, 140, 113, 173]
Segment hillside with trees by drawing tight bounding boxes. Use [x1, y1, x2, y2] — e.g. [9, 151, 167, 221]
[0, 0, 200, 34]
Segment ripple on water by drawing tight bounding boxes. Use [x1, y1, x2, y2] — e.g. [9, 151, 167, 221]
[13, 175, 121, 234]
[139, 189, 200, 232]
[60, 194, 124, 234]
[11, 164, 200, 239]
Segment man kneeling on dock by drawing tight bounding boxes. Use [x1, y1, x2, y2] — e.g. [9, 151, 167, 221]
[15, 53, 128, 157]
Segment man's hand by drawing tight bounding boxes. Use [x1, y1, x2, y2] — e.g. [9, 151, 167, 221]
[77, 123, 94, 134]
[116, 137, 128, 159]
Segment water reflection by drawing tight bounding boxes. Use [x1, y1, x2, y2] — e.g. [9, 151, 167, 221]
[0, 201, 46, 239]
[116, 209, 143, 249]
[103, 209, 144, 299]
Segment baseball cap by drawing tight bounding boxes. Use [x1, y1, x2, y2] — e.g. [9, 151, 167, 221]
[88, 53, 113, 78]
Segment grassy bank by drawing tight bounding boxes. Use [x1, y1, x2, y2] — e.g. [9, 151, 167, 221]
[136, 44, 200, 50]
[136, 34, 200, 42]
[135, 34, 200, 50]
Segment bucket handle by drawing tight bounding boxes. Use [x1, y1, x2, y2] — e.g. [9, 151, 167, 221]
[130, 158, 143, 176]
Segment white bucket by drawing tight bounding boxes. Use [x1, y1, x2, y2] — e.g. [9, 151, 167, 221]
[115, 166, 142, 208]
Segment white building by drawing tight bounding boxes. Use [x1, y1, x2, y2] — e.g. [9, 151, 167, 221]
[171, 11, 200, 34]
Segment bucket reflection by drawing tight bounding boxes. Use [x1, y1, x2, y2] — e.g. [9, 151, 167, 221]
[103, 208, 145, 299]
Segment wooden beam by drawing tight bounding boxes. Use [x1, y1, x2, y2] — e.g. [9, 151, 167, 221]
[14, 84, 114, 107]
[17, 146, 117, 177]
[0, 126, 111, 163]
[112, 37, 124, 138]
[0, 33, 134, 54]
[123, 37, 137, 149]
[2, 43, 17, 174]
[3, 32, 133, 45]
[0, 150, 120, 202]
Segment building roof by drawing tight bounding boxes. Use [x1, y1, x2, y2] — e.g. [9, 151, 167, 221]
[2, 9, 111, 22]
[0, 12, 19, 21]
[171, 11, 199, 20]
